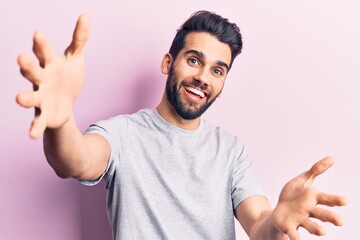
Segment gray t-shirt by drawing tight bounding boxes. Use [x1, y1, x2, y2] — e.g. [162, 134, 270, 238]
[82, 108, 263, 240]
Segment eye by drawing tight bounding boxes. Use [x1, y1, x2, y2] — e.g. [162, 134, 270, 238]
[213, 68, 224, 76]
[188, 58, 200, 66]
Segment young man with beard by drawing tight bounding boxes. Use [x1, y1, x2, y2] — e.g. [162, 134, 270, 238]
[17, 11, 346, 240]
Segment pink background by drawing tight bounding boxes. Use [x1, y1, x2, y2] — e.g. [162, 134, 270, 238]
[1, 1, 359, 239]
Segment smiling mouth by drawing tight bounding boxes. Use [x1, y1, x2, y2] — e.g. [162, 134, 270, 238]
[184, 86, 207, 99]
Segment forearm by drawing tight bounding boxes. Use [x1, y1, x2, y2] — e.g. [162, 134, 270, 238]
[43, 114, 92, 179]
[249, 211, 288, 240]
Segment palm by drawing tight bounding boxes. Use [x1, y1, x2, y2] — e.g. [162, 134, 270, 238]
[271, 157, 346, 240]
[37, 54, 84, 127]
[17, 15, 90, 139]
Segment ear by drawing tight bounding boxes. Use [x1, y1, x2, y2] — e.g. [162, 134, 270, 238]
[160, 53, 173, 75]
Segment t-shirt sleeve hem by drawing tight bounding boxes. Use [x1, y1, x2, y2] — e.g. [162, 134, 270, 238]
[79, 129, 114, 187]
[233, 192, 266, 210]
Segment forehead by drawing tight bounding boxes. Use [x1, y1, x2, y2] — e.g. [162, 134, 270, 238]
[181, 32, 231, 66]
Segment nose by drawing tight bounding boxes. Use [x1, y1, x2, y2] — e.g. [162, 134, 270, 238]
[193, 67, 210, 86]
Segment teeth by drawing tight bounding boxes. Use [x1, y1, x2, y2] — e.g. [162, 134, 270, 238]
[185, 86, 205, 98]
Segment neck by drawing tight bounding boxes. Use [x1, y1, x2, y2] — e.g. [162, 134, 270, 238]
[156, 93, 201, 130]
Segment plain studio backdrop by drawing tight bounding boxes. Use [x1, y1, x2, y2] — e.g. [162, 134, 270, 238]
[1, 1, 359, 239]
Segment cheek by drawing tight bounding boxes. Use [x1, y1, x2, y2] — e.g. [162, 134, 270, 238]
[212, 81, 225, 94]
[176, 61, 199, 77]
[171, 64, 187, 81]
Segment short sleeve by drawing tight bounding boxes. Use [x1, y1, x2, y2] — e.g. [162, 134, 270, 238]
[79, 116, 125, 188]
[231, 144, 264, 209]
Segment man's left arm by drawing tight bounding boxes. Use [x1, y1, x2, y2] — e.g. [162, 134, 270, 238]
[235, 156, 347, 240]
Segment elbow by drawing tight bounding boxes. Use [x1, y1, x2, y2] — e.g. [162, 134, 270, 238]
[53, 168, 74, 179]
[53, 165, 92, 180]
[45, 155, 87, 180]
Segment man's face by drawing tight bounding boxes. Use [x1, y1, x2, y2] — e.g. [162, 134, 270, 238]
[165, 32, 232, 119]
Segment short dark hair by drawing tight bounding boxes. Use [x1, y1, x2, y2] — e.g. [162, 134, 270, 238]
[169, 10, 243, 71]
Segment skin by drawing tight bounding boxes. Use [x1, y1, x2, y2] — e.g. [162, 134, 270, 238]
[157, 31, 230, 129]
[17, 14, 347, 239]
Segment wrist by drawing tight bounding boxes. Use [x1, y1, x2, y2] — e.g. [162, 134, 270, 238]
[250, 211, 288, 240]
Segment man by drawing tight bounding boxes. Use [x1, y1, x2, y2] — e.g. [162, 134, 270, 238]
[17, 11, 346, 240]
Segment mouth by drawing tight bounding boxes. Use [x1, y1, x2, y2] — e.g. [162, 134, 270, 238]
[183, 85, 207, 100]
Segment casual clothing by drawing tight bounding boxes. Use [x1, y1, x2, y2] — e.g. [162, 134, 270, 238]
[82, 108, 263, 240]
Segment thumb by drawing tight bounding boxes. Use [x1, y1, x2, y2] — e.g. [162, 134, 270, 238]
[65, 14, 90, 55]
[303, 156, 335, 188]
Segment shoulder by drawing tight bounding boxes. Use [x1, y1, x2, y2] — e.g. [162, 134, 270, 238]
[92, 108, 152, 127]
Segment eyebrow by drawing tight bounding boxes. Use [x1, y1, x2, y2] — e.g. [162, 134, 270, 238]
[185, 49, 229, 72]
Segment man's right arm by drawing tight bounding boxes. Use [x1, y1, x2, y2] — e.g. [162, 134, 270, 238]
[17, 14, 110, 181]
[43, 115, 110, 181]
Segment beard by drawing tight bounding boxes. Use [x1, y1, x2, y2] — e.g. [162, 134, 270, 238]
[165, 66, 219, 120]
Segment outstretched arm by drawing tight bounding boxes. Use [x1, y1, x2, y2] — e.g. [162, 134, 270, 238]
[235, 156, 347, 240]
[17, 15, 110, 180]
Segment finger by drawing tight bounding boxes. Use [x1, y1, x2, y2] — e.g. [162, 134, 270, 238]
[310, 206, 344, 226]
[286, 228, 301, 240]
[29, 113, 47, 139]
[33, 31, 57, 67]
[18, 53, 43, 84]
[16, 91, 41, 108]
[301, 219, 325, 236]
[65, 14, 90, 55]
[303, 157, 335, 187]
[317, 192, 348, 207]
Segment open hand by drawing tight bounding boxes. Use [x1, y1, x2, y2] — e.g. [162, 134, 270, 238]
[16, 14, 90, 139]
[271, 156, 347, 240]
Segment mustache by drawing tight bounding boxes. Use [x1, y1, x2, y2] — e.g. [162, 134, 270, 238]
[183, 80, 208, 91]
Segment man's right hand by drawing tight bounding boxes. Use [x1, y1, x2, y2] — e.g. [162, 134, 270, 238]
[17, 14, 90, 139]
